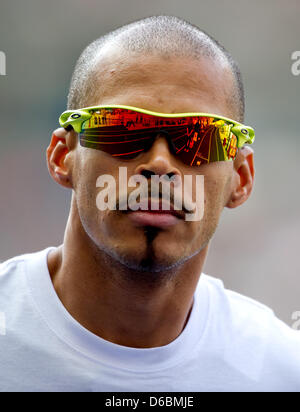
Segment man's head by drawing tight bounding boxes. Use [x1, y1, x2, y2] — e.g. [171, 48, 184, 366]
[67, 15, 245, 123]
[47, 16, 254, 277]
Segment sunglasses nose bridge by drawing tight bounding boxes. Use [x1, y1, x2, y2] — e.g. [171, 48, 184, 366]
[151, 130, 176, 155]
[134, 131, 181, 179]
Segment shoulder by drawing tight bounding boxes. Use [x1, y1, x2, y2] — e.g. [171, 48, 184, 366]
[201, 273, 300, 386]
[0, 252, 29, 279]
[1, 250, 37, 275]
[202, 273, 299, 341]
[201, 273, 276, 353]
[201, 273, 275, 324]
[0, 248, 54, 285]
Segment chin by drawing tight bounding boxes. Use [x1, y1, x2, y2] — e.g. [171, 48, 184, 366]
[111, 245, 192, 278]
[123, 255, 181, 273]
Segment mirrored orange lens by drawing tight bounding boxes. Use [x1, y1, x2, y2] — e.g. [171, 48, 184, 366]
[79, 108, 238, 165]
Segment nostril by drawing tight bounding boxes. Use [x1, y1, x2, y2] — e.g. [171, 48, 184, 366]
[140, 170, 175, 180]
[141, 170, 156, 179]
[166, 172, 175, 179]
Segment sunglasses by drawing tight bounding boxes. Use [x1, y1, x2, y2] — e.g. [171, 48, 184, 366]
[59, 105, 255, 166]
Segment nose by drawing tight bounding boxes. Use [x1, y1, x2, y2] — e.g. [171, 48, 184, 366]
[134, 133, 181, 180]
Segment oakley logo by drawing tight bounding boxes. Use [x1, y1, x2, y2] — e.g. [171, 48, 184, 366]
[0, 312, 6, 336]
[291, 311, 300, 331]
[291, 51, 300, 76]
[0, 51, 6, 76]
[96, 167, 204, 222]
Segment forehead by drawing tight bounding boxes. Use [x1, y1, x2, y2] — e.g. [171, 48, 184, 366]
[87, 47, 235, 118]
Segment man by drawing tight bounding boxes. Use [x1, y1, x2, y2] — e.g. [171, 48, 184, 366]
[0, 15, 299, 392]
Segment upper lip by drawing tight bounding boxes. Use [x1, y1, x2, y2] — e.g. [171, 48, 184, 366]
[128, 198, 186, 220]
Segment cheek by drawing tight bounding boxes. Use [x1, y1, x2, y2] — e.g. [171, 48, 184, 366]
[200, 162, 232, 204]
[205, 173, 232, 210]
[73, 154, 106, 226]
[73, 154, 130, 239]
[193, 172, 232, 238]
[76, 177, 100, 226]
[74, 150, 113, 197]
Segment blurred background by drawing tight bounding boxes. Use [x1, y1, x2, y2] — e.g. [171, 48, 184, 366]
[0, 0, 299, 325]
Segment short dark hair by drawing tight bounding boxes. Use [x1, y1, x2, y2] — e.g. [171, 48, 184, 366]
[67, 15, 245, 122]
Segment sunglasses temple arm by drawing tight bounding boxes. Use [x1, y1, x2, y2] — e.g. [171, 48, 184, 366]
[59, 110, 91, 133]
[231, 125, 255, 148]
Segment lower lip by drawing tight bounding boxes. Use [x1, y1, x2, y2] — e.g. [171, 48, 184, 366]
[126, 211, 181, 228]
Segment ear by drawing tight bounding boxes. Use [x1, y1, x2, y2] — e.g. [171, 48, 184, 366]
[226, 146, 255, 209]
[46, 128, 75, 189]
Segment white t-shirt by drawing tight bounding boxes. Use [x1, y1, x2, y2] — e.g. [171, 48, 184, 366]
[0, 247, 300, 392]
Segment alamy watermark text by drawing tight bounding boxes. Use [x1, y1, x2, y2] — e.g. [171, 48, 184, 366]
[0, 51, 6, 76]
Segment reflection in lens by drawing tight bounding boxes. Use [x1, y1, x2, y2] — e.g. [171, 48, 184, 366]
[79, 109, 238, 165]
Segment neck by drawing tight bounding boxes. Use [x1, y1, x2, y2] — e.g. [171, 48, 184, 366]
[48, 199, 209, 349]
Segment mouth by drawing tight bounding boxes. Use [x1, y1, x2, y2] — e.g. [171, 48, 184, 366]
[125, 198, 185, 228]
